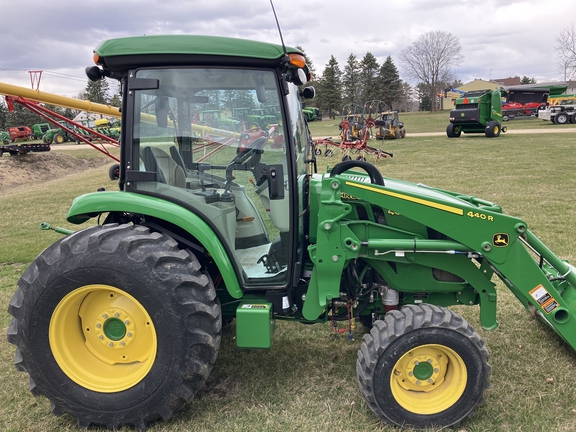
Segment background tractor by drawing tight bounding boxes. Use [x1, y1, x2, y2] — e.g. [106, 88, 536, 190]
[447, 89, 507, 138]
[42, 121, 74, 144]
[302, 105, 322, 122]
[8, 33, 576, 432]
[365, 100, 405, 139]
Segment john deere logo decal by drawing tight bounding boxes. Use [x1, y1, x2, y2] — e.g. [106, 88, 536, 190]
[460, 112, 465, 117]
[492, 233, 509, 247]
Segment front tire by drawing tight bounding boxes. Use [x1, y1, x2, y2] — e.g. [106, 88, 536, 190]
[357, 304, 490, 428]
[7, 224, 221, 430]
[446, 123, 461, 138]
[485, 121, 501, 138]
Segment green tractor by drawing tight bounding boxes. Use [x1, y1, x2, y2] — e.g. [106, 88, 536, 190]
[199, 109, 242, 131]
[9, 34, 576, 431]
[42, 121, 72, 144]
[247, 107, 276, 130]
[302, 105, 322, 122]
[447, 89, 508, 138]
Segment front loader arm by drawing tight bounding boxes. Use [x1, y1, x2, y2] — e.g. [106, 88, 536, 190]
[304, 172, 576, 351]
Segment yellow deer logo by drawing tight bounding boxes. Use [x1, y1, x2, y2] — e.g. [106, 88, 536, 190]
[492, 233, 509, 247]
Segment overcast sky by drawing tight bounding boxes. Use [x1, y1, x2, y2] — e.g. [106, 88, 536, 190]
[0, 0, 574, 98]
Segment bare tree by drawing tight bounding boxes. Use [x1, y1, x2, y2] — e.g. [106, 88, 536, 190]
[399, 31, 464, 112]
[555, 24, 576, 81]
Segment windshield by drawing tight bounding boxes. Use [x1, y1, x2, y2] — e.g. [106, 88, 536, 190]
[128, 67, 296, 287]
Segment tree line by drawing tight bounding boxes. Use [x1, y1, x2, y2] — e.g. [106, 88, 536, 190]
[300, 30, 466, 116]
[304, 23, 576, 117]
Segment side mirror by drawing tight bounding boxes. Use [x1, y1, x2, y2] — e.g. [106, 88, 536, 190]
[155, 97, 169, 128]
[300, 87, 316, 99]
[85, 66, 103, 82]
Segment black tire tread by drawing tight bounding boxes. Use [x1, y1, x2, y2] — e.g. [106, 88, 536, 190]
[7, 223, 221, 430]
[356, 304, 490, 428]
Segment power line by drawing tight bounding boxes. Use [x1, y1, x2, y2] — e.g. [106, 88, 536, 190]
[0, 68, 87, 82]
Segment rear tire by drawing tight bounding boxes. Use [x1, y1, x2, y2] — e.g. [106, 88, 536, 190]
[53, 133, 65, 144]
[7, 224, 221, 430]
[555, 113, 569, 125]
[357, 304, 490, 428]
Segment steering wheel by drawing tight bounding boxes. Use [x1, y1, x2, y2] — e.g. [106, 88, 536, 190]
[329, 160, 384, 186]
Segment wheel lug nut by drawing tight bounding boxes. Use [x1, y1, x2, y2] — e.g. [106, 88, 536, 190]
[416, 380, 421, 385]
[96, 323, 101, 328]
[124, 320, 129, 325]
[108, 342, 114, 347]
[127, 332, 132, 337]
[114, 312, 119, 317]
[408, 371, 413, 376]
[434, 368, 439, 373]
[102, 314, 108, 319]
[99, 335, 103, 340]
[414, 360, 419, 365]
[428, 379, 434, 383]
[120, 341, 125, 346]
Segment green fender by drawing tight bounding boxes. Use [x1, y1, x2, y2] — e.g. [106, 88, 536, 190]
[67, 191, 242, 299]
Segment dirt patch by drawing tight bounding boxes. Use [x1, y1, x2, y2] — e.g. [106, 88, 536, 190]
[0, 151, 111, 191]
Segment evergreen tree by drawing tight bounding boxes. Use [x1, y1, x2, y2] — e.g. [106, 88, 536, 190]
[83, 78, 111, 104]
[396, 81, 416, 112]
[317, 55, 342, 119]
[0, 98, 8, 130]
[5, 103, 44, 128]
[521, 76, 537, 84]
[377, 56, 402, 109]
[109, 80, 122, 108]
[416, 83, 432, 111]
[359, 52, 380, 103]
[342, 54, 361, 106]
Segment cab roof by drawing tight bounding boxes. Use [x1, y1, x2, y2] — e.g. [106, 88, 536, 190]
[94, 35, 301, 71]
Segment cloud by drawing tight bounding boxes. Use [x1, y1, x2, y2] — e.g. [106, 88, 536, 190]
[0, 0, 574, 98]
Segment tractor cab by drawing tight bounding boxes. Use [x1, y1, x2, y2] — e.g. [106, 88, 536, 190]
[82, 36, 315, 298]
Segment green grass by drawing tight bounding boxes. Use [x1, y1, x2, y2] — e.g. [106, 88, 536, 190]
[3, 125, 576, 431]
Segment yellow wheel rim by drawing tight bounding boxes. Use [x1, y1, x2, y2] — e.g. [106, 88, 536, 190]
[390, 344, 467, 414]
[55, 135, 64, 144]
[49, 285, 157, 393]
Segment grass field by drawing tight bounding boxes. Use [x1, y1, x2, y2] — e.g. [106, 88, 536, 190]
[1, 118, 576, 431]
